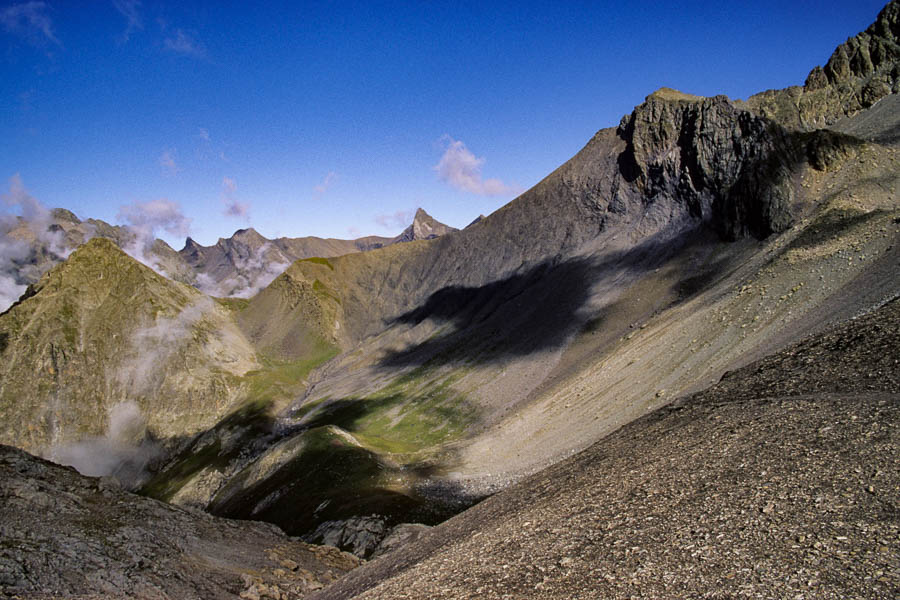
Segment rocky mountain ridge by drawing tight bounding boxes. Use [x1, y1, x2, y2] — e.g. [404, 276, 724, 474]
[745, 0, 900, 129]
[1, 0, 898, 579]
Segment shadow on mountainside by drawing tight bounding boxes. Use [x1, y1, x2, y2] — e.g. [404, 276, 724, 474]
[139, 401, 278, 502]
[379, 226, 737, 369]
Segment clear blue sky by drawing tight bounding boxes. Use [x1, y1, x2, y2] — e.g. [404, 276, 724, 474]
[0, 1, 889, 247]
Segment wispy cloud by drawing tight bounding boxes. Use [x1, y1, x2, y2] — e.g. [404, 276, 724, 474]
[116, 198, 191, 274]
[197, 127, 210, 141]
[222, 176, 249, 219]
[346, 226, 361, 238]
[0, 174, 70, 311]
[51, 400, 162, 489]
[112, 0, 142, 43]
[163, 29, 205, 58]
[435, 136, 521, 196]
[194, 245, 289, 299]
[159, 149, 178, 176]
[314, 171, 337, 194]
[375, 209, 413, 230]
[0, 1, 61, 47]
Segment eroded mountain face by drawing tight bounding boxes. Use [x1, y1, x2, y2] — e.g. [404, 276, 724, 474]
[1, 0, 899, 566]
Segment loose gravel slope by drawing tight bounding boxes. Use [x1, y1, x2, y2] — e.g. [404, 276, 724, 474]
[313, 298, 900, 599]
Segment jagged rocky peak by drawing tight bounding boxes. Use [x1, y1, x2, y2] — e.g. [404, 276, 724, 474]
[616, 89, 799, 240]
[181, 236, 202, 252]
[49, 207, 81, 224]
[393, 208, 457, 243]
[747, 0, 900, 129]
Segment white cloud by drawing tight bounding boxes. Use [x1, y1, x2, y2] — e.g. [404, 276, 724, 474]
[122, 297, 214, 392]
[50, 400, 162, 489]
[116, 198, 191, 274]
[0, 174, 70, 311]
[194, 243, 288, 299]
[222, 176, 249, 219]
[159, 149, 178, 176]
[197, 127, 210, 141]
[0, 1, 60, 47]
[434, 136, 521, 196]
[314, 171, 337, 194]
[375, 209, 413, 230]
[163, 29, 205, 58]
[112, 0, 142, 42]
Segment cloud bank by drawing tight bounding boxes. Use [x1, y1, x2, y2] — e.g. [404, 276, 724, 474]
[195, 243, 289, 299]
[50, 400, 162, 489]
[375, 209, 414, 230]
[435, 136, 521, 196]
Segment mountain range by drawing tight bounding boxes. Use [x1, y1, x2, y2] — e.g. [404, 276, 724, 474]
[1, 2, 899, 598]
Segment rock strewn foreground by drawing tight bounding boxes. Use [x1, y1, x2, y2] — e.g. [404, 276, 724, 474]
[0, 446, 361, 599]
[312, 299, 900, 599]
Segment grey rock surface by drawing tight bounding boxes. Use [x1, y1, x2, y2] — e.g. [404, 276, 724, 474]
[0, 444, 361, 599]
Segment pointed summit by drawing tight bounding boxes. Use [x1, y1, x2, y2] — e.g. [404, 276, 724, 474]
[391, 208, 457, 243]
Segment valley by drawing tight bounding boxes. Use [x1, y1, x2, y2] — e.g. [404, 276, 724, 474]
[1, 2, 899, 598]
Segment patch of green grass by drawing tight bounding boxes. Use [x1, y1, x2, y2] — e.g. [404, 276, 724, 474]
[241, 339, 339, 405]
[299, 256, 334, 270]
[312, 279, 341, 304]
[300, 366, 475, 456]
[213, 297, 251, 312]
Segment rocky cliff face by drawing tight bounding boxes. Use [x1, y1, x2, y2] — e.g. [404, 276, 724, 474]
[746, 0, 900, 129]
[616, 89, 798, 239]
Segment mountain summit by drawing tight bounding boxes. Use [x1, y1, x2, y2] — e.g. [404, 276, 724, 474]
[391, 208, 458, 243]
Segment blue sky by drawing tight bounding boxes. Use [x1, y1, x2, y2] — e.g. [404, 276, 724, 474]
[0, 1, 889, 247]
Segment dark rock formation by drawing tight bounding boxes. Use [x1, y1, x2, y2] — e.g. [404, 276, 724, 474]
[616, 89, 799, 239]
[0, 444, 361, 599]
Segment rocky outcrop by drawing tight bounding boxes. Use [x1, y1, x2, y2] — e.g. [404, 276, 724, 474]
[390, 209, 458, 243]
[0, 444, 361, 598]
[306, 517, 388, 559]
[746, 0, 900, 129]
[616, 89, 800, 239]
[370, 523, 431, 559]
